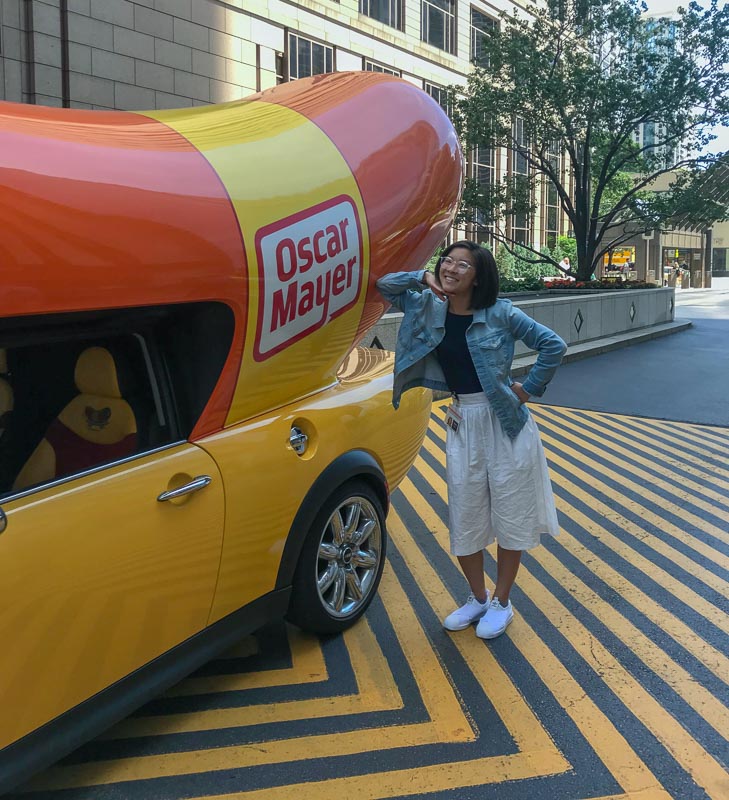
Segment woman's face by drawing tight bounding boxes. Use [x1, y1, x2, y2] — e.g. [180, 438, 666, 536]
[439, 246, 478, 298]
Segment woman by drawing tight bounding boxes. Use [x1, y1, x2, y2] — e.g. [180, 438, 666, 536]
[377, 241, 566, 639]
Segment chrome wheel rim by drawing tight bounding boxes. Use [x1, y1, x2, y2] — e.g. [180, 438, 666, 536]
[315, 495, 382, 619]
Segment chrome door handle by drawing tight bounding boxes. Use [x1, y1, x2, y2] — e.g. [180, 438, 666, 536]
[157, 475, 212, 503]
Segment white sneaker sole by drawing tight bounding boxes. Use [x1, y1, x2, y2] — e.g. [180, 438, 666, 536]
[443, 610, 488, 632]
[476, 614, 513, 639]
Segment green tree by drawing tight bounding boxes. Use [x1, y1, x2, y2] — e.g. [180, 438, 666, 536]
[494, 243, 517, 279]
[556, 236, 576, 266]
[451, 0, 729, 281]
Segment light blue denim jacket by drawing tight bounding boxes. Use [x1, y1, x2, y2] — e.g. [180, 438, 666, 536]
[376, 269, 567, 439]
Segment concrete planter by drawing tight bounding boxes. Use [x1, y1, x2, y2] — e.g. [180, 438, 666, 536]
[365, 287, 676, 355]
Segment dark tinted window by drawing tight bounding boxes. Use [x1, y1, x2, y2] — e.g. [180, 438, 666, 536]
[0, 302, 234, 497]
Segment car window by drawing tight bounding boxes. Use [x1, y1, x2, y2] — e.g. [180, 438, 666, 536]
[0, 302, 234, 499]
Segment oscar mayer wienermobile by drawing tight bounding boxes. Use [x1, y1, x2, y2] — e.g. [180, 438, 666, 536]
[0, 71, 462, 791]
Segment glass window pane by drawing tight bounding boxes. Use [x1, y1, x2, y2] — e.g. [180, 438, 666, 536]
[312, 42, 325, 75]
[298, 38, 311, 78]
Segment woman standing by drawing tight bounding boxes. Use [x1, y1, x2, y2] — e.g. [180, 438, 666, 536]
[377, 241, 566, 639]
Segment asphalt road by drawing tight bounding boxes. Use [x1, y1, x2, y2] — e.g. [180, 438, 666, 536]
[534, 281, 729, 427]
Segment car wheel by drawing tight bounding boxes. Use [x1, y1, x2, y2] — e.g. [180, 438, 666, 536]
[287, 480, 386, 634]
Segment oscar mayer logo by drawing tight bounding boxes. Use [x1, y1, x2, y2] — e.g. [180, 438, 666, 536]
[254, 195, 364, 361]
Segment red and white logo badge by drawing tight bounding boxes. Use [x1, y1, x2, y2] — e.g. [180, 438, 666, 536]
[254, 196, 364, 361]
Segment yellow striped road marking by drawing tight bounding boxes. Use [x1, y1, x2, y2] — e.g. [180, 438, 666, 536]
[535, 422, 729, 549]
[535, 422, 729, 568]
[103, 615, 402, 738]
[416, 412, 729, 798]
[538, 435, 729, 591]
[423, 427, 729, 667]
[394, 481, 669, 799]
[421, 432, 729, 701]
[424, 426, 729, 616]
[25, 561, 477, 791]
[416, 434, 729, 720]
[532, 408, 729, 519]
[532, 406, 729, 512]
[180, 749, 569, 800]
[161, 626, 327, 697]
[601, 415, 729, 484]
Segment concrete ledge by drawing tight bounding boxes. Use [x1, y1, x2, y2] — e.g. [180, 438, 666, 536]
[366, 287, 680, 360]
[510, 319, 692, 376]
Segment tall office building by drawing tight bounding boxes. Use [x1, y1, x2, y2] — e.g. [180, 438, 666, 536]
[0, 0, 567, 250]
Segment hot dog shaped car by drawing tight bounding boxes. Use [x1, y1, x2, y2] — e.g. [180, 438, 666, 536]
[0, 71, 462, 790]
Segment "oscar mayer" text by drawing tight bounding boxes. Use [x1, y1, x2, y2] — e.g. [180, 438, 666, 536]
[254, 196, 363, 360]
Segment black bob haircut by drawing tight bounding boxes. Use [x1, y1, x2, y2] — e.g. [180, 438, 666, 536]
[434, 240, 499, 309]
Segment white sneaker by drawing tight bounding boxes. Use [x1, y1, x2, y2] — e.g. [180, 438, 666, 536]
[476, 598, 514, 639]
[443, 592, 491, 631]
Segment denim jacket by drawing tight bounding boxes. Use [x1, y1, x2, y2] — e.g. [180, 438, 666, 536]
[376, 270, 567, 439]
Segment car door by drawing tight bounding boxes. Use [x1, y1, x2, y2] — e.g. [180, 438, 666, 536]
[0, 441, 224, 751]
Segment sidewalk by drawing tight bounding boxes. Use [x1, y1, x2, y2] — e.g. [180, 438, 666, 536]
[674, 275, 729, 300]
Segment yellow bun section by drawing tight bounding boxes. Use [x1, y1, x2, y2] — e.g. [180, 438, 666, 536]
[148, 99, 368, 424]
[147, 73, 462, 427]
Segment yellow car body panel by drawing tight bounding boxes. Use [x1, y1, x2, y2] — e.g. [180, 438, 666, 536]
[201, 349, 432, 623]
[146, 100, 372, 426]
[0, 444, 224, 750]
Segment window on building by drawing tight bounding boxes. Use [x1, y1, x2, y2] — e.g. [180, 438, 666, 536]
[421, 0, 455, 53]
[360, 0, 403, 30]
[511, 116, 531, 245]
[288, 33, 334, 80]
[364, 60, 401, 76]
[713, 247, 727, 273]
[424, 81, 451, 115]
[471, 8, 496, 67]
[468, 144, 496, 247]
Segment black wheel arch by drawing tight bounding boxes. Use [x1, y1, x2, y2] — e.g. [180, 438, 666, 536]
[275, 450, 389, 591]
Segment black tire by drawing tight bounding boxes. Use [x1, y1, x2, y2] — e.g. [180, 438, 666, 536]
[286, 480, 387, 634]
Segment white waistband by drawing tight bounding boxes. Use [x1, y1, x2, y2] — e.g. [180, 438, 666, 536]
[452, 392, 489, 406]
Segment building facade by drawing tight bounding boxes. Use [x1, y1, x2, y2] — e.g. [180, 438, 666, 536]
[0, 0, 567, 252]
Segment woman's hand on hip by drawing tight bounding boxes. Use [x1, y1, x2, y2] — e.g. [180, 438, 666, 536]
[510, 382, 530, 405]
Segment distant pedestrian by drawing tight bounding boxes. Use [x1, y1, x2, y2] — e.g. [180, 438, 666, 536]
[377, 241, 566, 639]
[558, 256, 571, 273]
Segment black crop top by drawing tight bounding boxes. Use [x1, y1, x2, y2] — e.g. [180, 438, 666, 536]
[436, 312, 483, 395]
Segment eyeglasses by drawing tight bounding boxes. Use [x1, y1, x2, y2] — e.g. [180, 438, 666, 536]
[440, 256, 474, 273]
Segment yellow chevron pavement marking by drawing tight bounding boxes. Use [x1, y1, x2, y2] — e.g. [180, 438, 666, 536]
[182, 749, 569, 800]
[157, 626, 327, 698]
[539, 438, 729, 598]
[425, 425, 729, 614]
[603, 416, 729, 484]
[535, 423, 729, 551]
[25, 559, 476, 791]
[396, 478, 669, 799]
[512, 567, 729, 799]
[687, 427, 729, 446]
[416, 414, 729, 798]
[531, 406, 729, 513]
[387, 507, 561, 755]
[416, 434, 729, 716]
[103, 616, 401, 738]
[423, 427, 729, 674]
